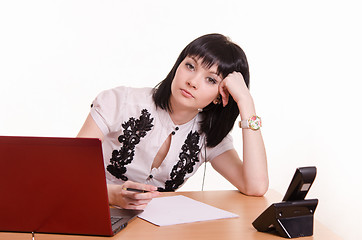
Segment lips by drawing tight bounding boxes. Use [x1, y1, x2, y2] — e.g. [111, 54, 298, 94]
[180, 89, 194, 98]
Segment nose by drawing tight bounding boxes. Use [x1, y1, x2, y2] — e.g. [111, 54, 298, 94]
[186, 76, 198, 89]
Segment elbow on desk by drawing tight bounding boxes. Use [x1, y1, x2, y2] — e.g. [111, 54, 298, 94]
[240, 180, 269, 197]
[242, 187, 268, 197]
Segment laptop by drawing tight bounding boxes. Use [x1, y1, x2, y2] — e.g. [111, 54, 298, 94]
[0, 136, 143, 236]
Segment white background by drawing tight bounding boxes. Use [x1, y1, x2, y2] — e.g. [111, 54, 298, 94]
[1, 1, 361, 239]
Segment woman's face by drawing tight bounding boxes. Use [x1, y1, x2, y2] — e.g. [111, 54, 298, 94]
[170, 56, 222, 112]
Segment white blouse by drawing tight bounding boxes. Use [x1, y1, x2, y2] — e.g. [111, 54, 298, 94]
[90, 86, 234, 191]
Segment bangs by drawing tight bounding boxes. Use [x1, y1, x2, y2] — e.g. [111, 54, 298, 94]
[190, 54, 236, 79]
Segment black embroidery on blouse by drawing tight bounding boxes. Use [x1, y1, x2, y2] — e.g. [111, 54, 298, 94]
[107, 109, 154, 181]
[159, 131, 201, 192]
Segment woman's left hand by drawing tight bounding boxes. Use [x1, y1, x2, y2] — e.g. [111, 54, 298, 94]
[218, 71, 251, 107]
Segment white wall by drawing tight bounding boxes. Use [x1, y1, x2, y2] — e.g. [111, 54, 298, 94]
[1, 1, 360, 239]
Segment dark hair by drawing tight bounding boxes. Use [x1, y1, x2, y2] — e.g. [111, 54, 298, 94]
[152, 33, 250, 147]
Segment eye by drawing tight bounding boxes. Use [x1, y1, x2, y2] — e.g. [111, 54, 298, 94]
[185, 63, 195, 71]
[206, 77, 217, 84]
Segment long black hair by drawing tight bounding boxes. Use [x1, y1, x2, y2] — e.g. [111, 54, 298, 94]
[152, 33, 250, 147]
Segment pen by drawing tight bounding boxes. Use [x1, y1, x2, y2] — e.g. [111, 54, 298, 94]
[124, 187, 150, 193]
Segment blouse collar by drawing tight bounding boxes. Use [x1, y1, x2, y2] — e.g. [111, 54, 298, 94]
[157, 107, 201, 134]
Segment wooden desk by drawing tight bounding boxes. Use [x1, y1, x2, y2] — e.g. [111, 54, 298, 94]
[0, 190, 341, 240]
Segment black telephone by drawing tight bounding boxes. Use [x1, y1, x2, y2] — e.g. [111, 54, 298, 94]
[282, 166, 317, 201]
[252, 166, 318, 238]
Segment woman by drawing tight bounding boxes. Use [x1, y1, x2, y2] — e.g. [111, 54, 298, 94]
[77, 33, 268, 210]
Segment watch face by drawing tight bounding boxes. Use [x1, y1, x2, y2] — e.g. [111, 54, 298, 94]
[249, 116, 261, 130]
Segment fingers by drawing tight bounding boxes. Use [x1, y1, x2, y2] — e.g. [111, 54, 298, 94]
[218, 71, 249, 106]
[123, 180, 158, 192]
[119, 181, 161, 210]
[121, 188, 161, 200]
[121, 195, 153, 210]
[121, 192, 160, 210]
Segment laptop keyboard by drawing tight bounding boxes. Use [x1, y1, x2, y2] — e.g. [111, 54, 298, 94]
[111, 216, 123, 226]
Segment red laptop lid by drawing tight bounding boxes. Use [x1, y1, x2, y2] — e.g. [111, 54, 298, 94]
[0, 136, 113, 236]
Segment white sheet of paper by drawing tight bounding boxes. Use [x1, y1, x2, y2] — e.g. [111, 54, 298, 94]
[138, 195, 239, 226]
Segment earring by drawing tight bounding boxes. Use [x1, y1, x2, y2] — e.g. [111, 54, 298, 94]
[198, 108, 203, 112]
[213, 96, 221, 105]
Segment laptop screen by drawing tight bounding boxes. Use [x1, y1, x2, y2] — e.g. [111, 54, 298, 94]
[0, 136, 114, 236]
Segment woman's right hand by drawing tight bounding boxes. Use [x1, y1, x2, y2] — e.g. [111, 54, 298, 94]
[107, 181, 161, 210]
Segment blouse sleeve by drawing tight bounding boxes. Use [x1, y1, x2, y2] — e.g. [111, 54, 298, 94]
[205, 134, 234, 162]
[90, 86, 129, 136]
